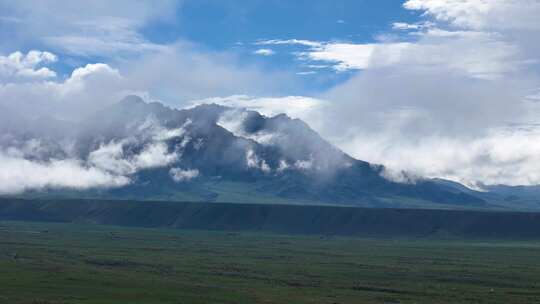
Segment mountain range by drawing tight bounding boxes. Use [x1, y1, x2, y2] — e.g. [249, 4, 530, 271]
[2, 95, 539, 211]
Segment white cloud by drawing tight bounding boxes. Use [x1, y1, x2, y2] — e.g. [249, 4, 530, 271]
[230, 92, 540, 188]
[338, 125, 540, 187]
[0, 1, 180, 56]
[189, 95, 325, 120]
[0, 149, 130, 194]
[253, 48, 275, 56]
[263, 34, 519, 78]
[277, 159, 290, 172]
[169, 167, 199, 182]
[88, 141, 179, 176]
[392, 22, 419, 30]
[1, 0, 539, 191]
[403, 0, 540, 31]
[122, 43, 296, 103]
[89, 121, 190, 177]
[0, 130, 186, 194]
[255, 1, 539, 78]
[44, 30, 166, 57]
[237, 2, 540, 187]
[88, 141, 135, 176]
[392, 21, 433, 30]
[294, 158, 313, 170]
[216, 109, 279, 145]
[245, 149, 270, 173]
[132, 142, 179, 169]
[296, 71, 317, 76]
[64, 63, 122, 89]
[301, 42, 411, 72]
[256, 39, 391, 71]
[299, 0, 540, 187]
[0, 60, 126, 120]
[0, 50, 57, 81]
[0, 97, 192, 194]
[255, 39, 322, 48]
[0, 44, 295, 123]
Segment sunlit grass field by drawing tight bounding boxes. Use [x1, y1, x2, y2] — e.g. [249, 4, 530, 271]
[1, 221, 539, 304]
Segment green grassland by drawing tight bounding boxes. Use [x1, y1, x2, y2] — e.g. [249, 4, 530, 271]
[19, 179, 509, 211]
[1, 221, 540, 304]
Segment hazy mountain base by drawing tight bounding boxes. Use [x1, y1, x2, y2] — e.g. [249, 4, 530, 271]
[18, 179, 489, 210]
[18, 177, 540, 212]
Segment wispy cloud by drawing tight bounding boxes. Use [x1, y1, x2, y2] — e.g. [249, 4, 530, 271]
[0, 1, 181, 57]
[255, 39, 322, 48]
[0, 150, 130, 194]
[169, 168, 199, 182]
[310, 0, 540, 186]
[392, 21, 433, 30]
[253, 48, 275, 56]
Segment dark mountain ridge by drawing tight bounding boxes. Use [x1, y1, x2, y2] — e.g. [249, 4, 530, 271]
[2, 198, 540, 238]
[0, 95, 498, 209]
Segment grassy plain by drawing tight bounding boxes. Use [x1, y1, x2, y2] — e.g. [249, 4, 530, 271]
[1, 221, 539, 304]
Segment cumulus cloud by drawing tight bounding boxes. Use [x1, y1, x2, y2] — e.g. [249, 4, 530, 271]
[245, 149, 271, 173]
[0, 130, 186, 194]
[0, 98, 192, 194]
[242, 1, 540, 187]
[89, 120, 191, 177]
[0, 50, 57, 81]
[304, 0, 540, 186]
[0, 58, 125, 120]
[0, 44, 296, 192]
[301, 42, 411, 72]
[0, 45, 292, 121]
[88, 140, 180, 177]
[403, 0, 540, 31]
[340, 125, 540, 188]
[132, 143, 179, 169]
[1, 0, 540, 192]
[88, 141, 135, 176]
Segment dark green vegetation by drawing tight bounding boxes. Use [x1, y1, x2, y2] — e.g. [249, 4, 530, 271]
[2, 198, 540, 238]
[1, 220, 540, 304]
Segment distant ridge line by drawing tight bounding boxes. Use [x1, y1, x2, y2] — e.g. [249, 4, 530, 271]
[1, 198, 540, 238]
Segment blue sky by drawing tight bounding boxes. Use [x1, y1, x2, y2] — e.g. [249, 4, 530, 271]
[1, 0, 424, 94]
[163, 1, 421, 92]
[169, 1, 415, 46]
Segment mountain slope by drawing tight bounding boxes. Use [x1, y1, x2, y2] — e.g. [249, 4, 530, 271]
[2, 95, 492, 209]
